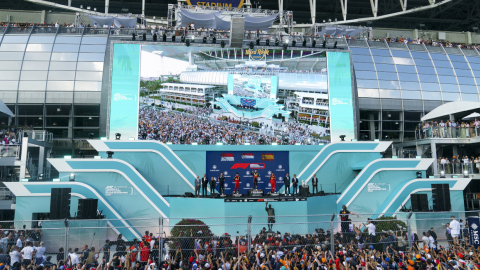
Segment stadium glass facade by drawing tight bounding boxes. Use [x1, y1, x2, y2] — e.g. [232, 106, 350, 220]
[348, 39, 480, 142]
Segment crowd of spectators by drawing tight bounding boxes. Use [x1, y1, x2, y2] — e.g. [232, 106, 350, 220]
[417, 119, 480, 139]
[138, 105, 326, 145]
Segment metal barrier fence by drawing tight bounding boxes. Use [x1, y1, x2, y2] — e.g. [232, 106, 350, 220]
[0, 211, 477, 266]
[416, 126, 480, 139]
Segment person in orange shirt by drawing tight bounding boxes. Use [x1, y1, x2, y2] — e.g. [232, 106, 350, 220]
[234, 172, 241, 194]
[269, 173, 276, 193]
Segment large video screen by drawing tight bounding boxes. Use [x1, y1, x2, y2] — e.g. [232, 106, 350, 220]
[109, 43, 354, 144]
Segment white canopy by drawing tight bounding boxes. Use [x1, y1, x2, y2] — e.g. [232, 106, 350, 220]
[421, 101, 480, 122]
[462, 112, 480, 120]
[0, 100, 13, 117]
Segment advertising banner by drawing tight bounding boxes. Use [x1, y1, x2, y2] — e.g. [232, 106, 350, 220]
[468, 216, 480, 248]
[206, 151, 289, 195]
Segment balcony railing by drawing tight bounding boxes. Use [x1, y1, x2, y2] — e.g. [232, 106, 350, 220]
[438, 163, 478, 175]
[416, 126, 480, 140]
[0, 145, 21, 159]
[20, 130, 53, 143]
[0, 187, 13, 200]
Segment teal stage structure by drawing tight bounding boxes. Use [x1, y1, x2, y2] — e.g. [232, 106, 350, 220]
[6, 141, 471, 239]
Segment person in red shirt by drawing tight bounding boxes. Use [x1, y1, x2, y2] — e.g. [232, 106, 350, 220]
[129, 248, 138, 264]
[143, 231, 152, 244]
[234, 173, 240, 194]
[269, 173, 276, 193]
[140, 245, 150, 267]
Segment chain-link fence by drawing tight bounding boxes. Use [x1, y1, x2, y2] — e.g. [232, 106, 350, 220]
[0, 211, 478, 266]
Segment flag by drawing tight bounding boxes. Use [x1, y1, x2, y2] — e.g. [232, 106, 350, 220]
[221, 153, 234, 161]
[261, 153, 274, 161]
[241, 153, 254, 160]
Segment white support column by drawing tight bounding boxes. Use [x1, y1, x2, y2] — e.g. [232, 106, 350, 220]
[20, 137, 29, 180]
[340, 0, 347, 21]
[370, 0, 378, 17]
[428, 0, 435, 5]
[278, 0, 283, 24]
[105, 0, 109, 14]
[309, 0, 316, 25]
[399, 0, 407, 11]
[431, 142, 438, 175]
[68, 0, 72, 6]
[38, 147, 45, 175]
[142, 0, 146, 17]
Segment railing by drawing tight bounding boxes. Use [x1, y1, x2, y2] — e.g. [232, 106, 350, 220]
[31, 26, 58, 34]
[5, 26, 32, 34]
[438, 162, 478, 175]
[83, 27, 111, 35]
[0, 187, 13, 200]
[0, 145, 21, 159]
[0, 211, 477, 265]
[20, 130, 54, 143]
[57, 27, 85, 35]
[415, 126, 480, 140]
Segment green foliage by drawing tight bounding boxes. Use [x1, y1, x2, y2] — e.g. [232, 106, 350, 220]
[168, 219, 213, 250]
[374, 216, 407, 233]
[176, 108, 185, 112]
[251, 121, 260, 127]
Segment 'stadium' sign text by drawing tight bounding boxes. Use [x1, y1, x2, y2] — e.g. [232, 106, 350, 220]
[186, 0, 244, 8]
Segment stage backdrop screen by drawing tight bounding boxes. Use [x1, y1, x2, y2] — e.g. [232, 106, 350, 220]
[109, 43, 141, 140]
[206, 151, 289, 194]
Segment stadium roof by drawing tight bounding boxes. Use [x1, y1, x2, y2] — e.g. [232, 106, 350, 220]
[5, 0, 479, 31]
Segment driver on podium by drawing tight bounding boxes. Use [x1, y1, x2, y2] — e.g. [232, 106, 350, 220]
[234, 172, 241, 194]
[269, 172, 276, 193]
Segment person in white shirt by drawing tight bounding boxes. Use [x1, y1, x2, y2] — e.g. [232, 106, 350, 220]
[68, 248, 80, 266]
[449, 216, 461, 246]
[35, 242, 46, 265]
[421, 232, 429, 249]
[10, 246, 21, 266]
[93, 23, 99, 28]
[363, 218, 376, 244]
[16, 236, 23, 248]
[21, 242, 35, 264]
[55, 20, 59, 27]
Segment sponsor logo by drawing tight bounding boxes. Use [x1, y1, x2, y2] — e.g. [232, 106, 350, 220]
[231, 163, 250, 169]
[246, 171, 251, 175]
[114, 93, 136, 102]
[224, 183, 228, 187]
[241, 153, 255, 160]
[105, 186, 133, 196]
[268, 171, 272, 175]
[278, 165, 282, 169]
[250, 163, 265, 169]
[231, 163, 265, 169]
[262, 153, 274, 161]
[221, 153, 234, 161]
[224, 171, 228, 176]
[279, 177, 283, 181]
[212, 165, 217, 169]
[472, 223, 478, 230]
[331, 98, 351, 106]
[471, 222, 480, 245]
[268, 183, 271, 187]
[367, 183, 391, 192]
[246, 183, 250, 187]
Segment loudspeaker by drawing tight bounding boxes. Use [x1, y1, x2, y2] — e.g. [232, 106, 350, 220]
[77, 199, 98, 219]
[185, 192, 194, 197]
[211, 193, 220, 198]
[229, 17, 245, 48]
[318, 191, 325, 196]
[299, 186, 309, 197]
[432, 184, 451, 211]
[410, 194, 428, 212]
[50, 188, 71, 219]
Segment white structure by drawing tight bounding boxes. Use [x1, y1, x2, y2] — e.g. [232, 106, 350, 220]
[159, 83, 217, 106]
[286, 92, 329, 126]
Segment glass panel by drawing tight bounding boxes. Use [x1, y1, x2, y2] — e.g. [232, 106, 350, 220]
[442, 92, 460, 101]
[0, 44, 26, 51]
[461, 93, 479, 101]
[374, 64, 396, 72]
[48, 71, 76, 81]
[449, 55, 467, 62]
[420, 82, 440, 92]
[355, 71, 377, 80]
[47, 128, 69, 139]
[47, 81, 75, 91]
[46, 105, 72, 115]
[398, 73, 419, 82]
[459, 84, 478, 94]
[414, 59, 433, 66]
[22, 61, 49, 71]
[400, 81, 421, 91]
[452, 62, 470, 70]
[432, 60, 451, 68]
[376, 72, 398, 81]
[455, 69, 473, 77]
[473, 70, 480, 77]
[24, 52, 51, 61]
[353, 62, 375, 70]
[79, 45, 106, 53]
[373, 55, 394, 64]
[467, 56, 480, 63]
[350, 47, 370, 55]
[17, 105, 43, 115]
[74, 117, 100, 127]
[45, 117, 70, 127]
[358, 88, 379, 98]
[370, 49, 391, 56]
[75, 71, 103, 81]
[401, 90, 422, 99]
[18, 81, 46, 91]
[28, 36, 56, 43]
[20, 71, 48, 81]
[379, 80, 400, 90]
[470, 63, 480, 70]
[2, 36, 29, 43]
[0, 52, 24, 60]
[396, 65, 417, 73]
[457, 77, 476, 85]
[0, 81, 18, 91]
[74, 105, 100, 116]
[410, 52, 430, 59]
[438, 76, 457, 84]
[430, 53, 449, 61]
[418, 74, 438, 83]
[379, 89, 401, 98]
[81, 37, 108, 44]
[26, 44, 53, 52]
[76, 62, 104, 71]
[0, 71, 20, 80]
[357, 80, 378, 88]
[74, 128, 100, 139]
[74, 81, 102, 91]
[352, 55, 373, 63]
[51, 52, 78, 61]
[390, 51, 411, 58]
[78, 53, 105, 61]
[435, 68, 455, 76]
[49, 61, 77, 70]
[0, 61, 22, 70]
[416, 66, 436, 74]
[55, 36, 82, 44]
[422, 92, 442, 100]
[52, 44, 80, 52]
[439, 84, 459, 93]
